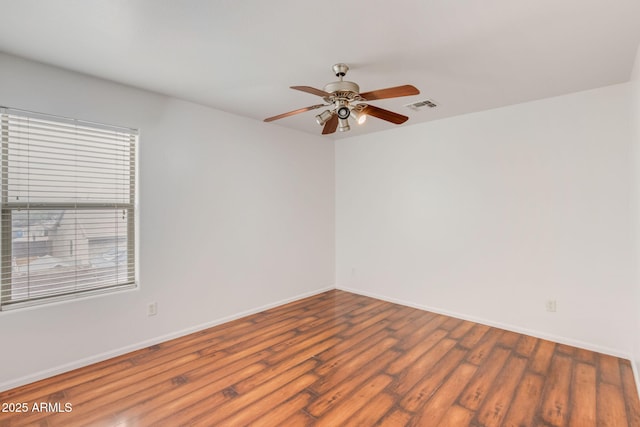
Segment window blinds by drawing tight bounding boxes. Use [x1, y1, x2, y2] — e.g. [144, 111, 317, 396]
[0, 108, 137, 309]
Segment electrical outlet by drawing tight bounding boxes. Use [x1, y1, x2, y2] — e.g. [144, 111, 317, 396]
[148, 302, 158, 316]
[545, 300, 557, 312]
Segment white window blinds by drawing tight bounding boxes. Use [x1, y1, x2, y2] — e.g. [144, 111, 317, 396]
[0, 107, 137, 309]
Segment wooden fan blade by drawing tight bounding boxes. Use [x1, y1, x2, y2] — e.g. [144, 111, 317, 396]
[322, 114, 338, 135]
[291, 86, 332, 98]
[264, 104, 325, 122]
[362, 105, 409, 125]
[359, 85, 420, 101]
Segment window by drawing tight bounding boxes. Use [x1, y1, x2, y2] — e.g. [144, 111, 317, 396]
[0, 108, 137, 309]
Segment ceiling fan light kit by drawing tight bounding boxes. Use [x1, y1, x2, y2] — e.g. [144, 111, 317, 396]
[264, 63, 420, 135]
[338, 117, 350, 132]
[315, 110, 333, 125]
[352, 108, 367, 125]
[336, 102, 351, 120]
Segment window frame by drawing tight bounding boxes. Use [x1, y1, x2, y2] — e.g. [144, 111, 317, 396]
[0, 107, 138, 310]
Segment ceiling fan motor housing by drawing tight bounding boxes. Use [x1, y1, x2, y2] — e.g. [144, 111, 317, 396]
[323, 81, 360, 98]
[325, 64, 362, 109]
[323, 80, 362, 119]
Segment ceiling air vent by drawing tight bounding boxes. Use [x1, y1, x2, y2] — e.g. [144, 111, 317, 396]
[405, 99, 438, 111]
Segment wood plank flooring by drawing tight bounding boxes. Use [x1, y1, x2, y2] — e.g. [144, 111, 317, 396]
[1, 289, 639, 426]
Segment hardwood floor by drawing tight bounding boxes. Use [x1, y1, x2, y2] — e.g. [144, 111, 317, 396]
[1, 289, 639, 426]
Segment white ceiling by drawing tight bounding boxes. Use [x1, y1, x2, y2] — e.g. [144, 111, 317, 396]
[1, 0, 639, 139]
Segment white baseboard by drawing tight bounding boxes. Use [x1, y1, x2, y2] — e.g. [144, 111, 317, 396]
[336, 285, 634, 360]
[0, 286, 334, 393]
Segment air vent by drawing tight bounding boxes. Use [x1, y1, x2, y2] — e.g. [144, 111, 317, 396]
[405, 99, 438, 111]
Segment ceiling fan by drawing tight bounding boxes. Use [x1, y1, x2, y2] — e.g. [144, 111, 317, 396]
[264, 63, 420, 135]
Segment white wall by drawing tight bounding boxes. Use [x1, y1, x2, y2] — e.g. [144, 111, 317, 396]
[631, 43, 640, 377]
[336, 82, 636, 357]
[0, 52, 335, 390]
